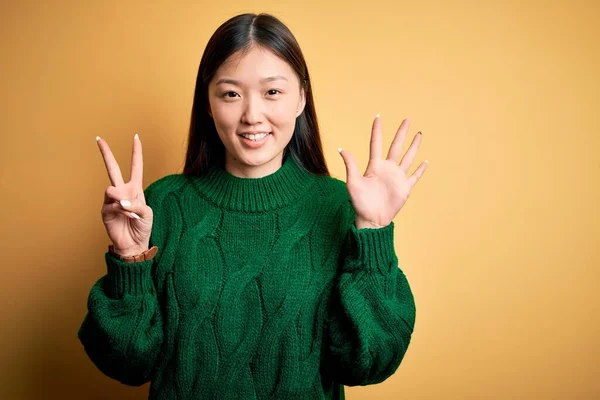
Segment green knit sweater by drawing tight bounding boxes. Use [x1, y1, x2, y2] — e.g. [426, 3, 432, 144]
[78, 155, 416, 399]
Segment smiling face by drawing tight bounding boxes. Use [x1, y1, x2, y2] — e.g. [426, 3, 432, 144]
[207, 45, 306, 178]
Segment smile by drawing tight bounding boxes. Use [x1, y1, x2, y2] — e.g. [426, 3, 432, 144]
[240, 132, 270, 140]
[238, 132, 272, 148]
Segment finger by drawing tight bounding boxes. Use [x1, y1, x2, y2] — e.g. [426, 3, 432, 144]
[106, 186, 152, 218]
[104, 185, 128, 205]
[338, 148, 361, 182]
[118, 199, 153, 220]
[102, 202, 143, 220]
[103, 192, 153, 221]
[386, 118, 410, 162]
[399, 131, 422, 174]
[130, 133, 143, 186]
[369, 114, 382, 163]
[96, 137, 125, 187]
[407, 160, 428, 189]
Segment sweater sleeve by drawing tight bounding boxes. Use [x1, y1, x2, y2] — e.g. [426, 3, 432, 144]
[322, 199, 416, 386]
[77, 255, 163, 386]
[77, 180, 172, 386]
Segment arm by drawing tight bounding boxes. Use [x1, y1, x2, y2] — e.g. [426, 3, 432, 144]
[77, 177, 179, 386]
[323, 199, 416, 386]
[77, 253, 164, 386]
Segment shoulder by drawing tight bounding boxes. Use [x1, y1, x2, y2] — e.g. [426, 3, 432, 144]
[143, 173, 190, 205]
[313, 174, 355, 224]
[314, 174, 351, 204]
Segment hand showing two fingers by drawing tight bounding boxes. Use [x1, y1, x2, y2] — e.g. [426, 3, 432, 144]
[97, 133, 153, 257]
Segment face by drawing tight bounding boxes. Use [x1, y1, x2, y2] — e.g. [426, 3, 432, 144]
[207, 45, 306, 178]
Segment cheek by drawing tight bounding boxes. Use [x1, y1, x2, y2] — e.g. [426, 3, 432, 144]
[270, 104, 297, 129]
[212, 106, 237, 132]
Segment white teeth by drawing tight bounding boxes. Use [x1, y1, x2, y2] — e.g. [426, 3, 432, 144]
[241, 133, 269, 140]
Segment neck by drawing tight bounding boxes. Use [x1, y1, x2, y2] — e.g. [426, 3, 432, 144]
[224, 152, 284, 178]
[190, 154, 317, 213]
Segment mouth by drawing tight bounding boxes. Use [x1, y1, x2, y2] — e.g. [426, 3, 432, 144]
[238, 132, 272, 140]
[238, 132, 272, 147]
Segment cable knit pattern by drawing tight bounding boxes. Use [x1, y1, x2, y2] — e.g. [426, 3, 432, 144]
[77, 155, 416, 399]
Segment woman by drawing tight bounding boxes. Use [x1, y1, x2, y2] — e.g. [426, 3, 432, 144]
[79, 12, 428, 400]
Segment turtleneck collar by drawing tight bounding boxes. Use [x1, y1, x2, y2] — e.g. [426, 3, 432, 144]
[190, 155, 317, 213]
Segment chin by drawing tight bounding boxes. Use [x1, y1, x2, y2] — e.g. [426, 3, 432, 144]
[240, 154, 276, 167]
[235, 149, 283, 166]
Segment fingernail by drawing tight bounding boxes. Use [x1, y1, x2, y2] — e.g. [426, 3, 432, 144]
[418, 131, 422, 135]
[130, 212, 141, 220]
[337, 147, 343, 153]
[96, 136, 101, 141]
[134, 133, 139, 140]
[120, 199, 131, 207]
[375, 113, 380, 118]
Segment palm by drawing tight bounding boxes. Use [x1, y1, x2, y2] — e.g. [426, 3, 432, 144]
[339, 116, 428, 229]
[103, 182, 150, 248]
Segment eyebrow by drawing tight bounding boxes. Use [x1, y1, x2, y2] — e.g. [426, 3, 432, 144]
[215, 75, 288, 86]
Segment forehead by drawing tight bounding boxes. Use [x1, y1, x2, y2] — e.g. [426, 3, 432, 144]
[215, 46, 297, 83]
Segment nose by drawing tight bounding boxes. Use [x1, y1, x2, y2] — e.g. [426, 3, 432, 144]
[241, 94, 265, 125]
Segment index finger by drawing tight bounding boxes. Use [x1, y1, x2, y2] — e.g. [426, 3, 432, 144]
[130, 133, 143, 187]
[96, 136, 125, 187]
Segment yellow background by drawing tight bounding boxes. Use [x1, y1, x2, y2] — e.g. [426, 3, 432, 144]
[1, 0, 598, 399]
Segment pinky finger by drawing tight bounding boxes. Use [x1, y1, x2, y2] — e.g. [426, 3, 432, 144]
[407, 160, 428, 189]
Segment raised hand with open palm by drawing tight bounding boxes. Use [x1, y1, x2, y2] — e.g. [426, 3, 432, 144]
[338, 116, 428, 230]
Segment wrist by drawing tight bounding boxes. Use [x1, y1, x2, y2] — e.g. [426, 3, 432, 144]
[355, 218, 386, 230]
[108, 244, 157, 263]
[110, 245, 149, 257]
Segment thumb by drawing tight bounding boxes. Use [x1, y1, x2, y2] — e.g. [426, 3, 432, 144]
[338, 148, 360, 182]
[119, 198, 153, 220]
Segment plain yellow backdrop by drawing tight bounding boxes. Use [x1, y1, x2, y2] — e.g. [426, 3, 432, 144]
[1, 0, 598, 399]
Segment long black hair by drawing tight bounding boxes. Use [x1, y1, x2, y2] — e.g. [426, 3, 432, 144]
[183, 13, 330, 177]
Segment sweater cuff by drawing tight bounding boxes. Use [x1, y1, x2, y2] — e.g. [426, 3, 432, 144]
[104, 251, 155, 298]
[342, 221, 397, 274]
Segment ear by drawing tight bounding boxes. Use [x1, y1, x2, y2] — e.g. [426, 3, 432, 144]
[206, 103, 213, 118]
[297, 87, 307, 117]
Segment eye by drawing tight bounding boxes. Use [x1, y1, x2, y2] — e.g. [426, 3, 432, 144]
[221, 91, 239, 98]
[267, 89, 282, 96]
